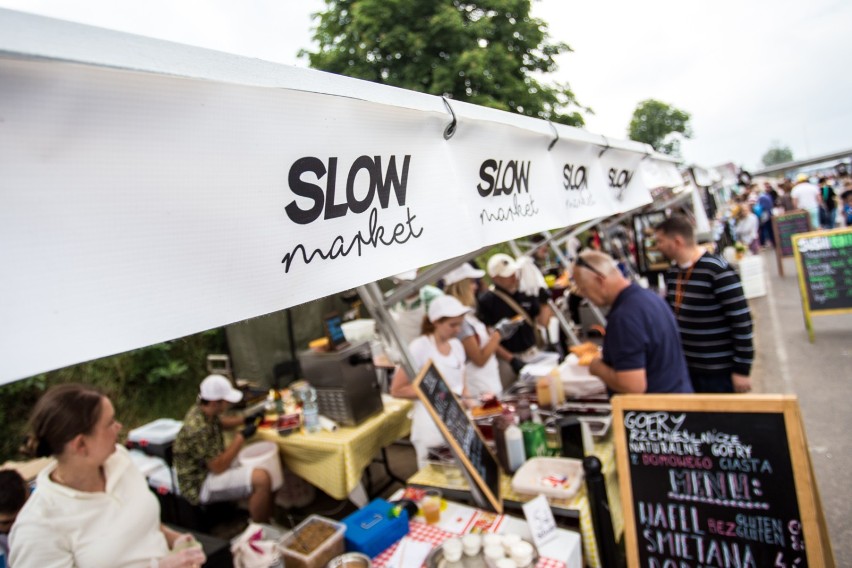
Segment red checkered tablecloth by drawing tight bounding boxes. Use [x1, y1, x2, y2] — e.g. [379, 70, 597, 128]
[373, 521, 565, 568]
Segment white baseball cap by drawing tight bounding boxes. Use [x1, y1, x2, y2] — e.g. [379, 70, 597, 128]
[427, 295, 472, 322]
[443, 263, 485, 286]
[199, 374, 243, 403]
[487, 253, 519, 278]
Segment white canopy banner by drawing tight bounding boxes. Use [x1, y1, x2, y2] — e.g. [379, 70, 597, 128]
[0, 24, 665, 383]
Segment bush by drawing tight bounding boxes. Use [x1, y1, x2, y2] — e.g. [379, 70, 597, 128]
[0, 329, 226, 463]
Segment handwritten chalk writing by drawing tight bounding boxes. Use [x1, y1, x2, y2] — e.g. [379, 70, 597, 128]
[796, 236, 830, 253]
[642, 454, 714, 469]
[711, 443, 753, 459]
[281, 206, 423, 272]
[479, 193, 539, 224]
[735, 514, 785, 546]
[669, 470, 752, 501]
[477, 159, 531, 197]
[637, 502, 704, 534]
[631, 441, 702, 455]
[788, 520, 804, 552]
[642, 529, 757, 567]
[625, 412, 687, 433]
[719, 459, 773, 474]
[707, 518, 737, 537]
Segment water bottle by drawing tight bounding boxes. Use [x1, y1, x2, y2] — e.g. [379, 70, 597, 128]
[302, 387, 320, 433]
[505, 424, 526, 473]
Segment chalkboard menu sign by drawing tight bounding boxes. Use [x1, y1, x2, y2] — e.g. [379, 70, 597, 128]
[414, 360, 502, 512]
[613, 395, 834, 568]
[792, 227, 852, 342]
[772, 210, 811, 275]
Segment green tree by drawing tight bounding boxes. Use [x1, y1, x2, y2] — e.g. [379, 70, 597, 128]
[628, 99, 692, 156]
[761, 141, 794, 167]
[301, 0, 588, 126]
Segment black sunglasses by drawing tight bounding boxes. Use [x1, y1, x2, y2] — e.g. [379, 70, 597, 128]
[575, 256, 605, 278]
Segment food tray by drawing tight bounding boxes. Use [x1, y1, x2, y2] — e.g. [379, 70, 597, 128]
[425, 538, 539, 568]
[511, 457, 584, 500]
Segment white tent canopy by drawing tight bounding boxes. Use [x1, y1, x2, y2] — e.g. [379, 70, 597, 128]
[0, 9, 680, 385]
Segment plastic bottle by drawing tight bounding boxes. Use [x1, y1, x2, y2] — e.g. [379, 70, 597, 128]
[302, 387, 320, 433]
[530, 403, 542, 424]
[505, 423, 526, 473]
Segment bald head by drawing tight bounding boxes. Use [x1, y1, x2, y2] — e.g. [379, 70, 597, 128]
[572, 251, 629, 307]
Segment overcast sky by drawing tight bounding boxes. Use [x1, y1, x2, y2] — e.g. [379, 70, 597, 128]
[2, 0, 850, 171]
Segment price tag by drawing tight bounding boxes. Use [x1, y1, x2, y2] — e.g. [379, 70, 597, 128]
[522, 494, 557, 548]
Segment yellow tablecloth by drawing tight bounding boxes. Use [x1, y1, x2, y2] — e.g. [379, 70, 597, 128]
[257, 396, 412, 500]
[406, 435, 622, 568]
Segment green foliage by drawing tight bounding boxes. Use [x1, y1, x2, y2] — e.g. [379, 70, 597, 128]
[0, 329, 226, 463]
[761, 141, 794, 167]
[628, 99, 692, 156]
[302, 0, 588, 126]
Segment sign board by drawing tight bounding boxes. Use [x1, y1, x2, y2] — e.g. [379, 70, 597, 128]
[414, 360, 502, 513]
[613, 394, 833, 568]
[772, 210, 811, 276]
[792, 227, 852, 342]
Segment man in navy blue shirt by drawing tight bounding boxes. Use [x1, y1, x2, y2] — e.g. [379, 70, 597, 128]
[572, 251, 692, 394]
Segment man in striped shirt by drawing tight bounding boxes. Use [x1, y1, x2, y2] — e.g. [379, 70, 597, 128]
[654, 216, 755, 393]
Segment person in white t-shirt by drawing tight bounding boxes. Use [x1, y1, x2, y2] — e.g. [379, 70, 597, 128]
[390, 294, 475, 466]
[790, 174, 822, 229]
[11, 384, 205, 568]
[442, 263, 521, 400]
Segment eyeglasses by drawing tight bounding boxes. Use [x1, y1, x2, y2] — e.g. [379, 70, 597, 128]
[574, 256, 605, 278]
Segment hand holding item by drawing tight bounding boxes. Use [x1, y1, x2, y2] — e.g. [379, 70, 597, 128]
[732, 373, 752, 393]
[244, 409, 265, 426]
[495, 317, 523, 339]
[240, 422, 258, 439]
[157, 536, 206, 568]
[509, 357, 525, 374]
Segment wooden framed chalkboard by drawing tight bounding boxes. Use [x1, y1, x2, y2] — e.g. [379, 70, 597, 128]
[612, 395, 834, 568]
[413, 359, 502, 513]
[772, 210, 811, 276]
[792, 227, 852, 342]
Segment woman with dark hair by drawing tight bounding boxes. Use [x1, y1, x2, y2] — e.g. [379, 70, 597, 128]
[10, 384, 206, 568]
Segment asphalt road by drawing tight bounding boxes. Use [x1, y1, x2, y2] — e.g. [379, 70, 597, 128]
[749, 249, 852, 566]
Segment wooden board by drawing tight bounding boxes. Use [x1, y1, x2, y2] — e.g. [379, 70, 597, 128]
[772, 210, 811, 276]
[413, 359, 502, 513]
[791, 227, 852, 342]
[612, 394, 834, 568]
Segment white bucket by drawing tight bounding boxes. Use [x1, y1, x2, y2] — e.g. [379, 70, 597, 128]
[238, 441, 284, 491]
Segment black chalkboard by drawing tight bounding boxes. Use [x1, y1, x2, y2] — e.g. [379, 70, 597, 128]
[793, 229, 852, 313]
[773, 211, 811, 257]
[613, 395, 834, 568]
[414, 360, 502, 513]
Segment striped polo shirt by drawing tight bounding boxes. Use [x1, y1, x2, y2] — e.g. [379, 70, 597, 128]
[663, 253, 754, 376]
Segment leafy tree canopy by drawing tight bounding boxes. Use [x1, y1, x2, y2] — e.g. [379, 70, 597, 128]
[761, 141, 794, 167]
[628, 99, 692, 156]
[301, 0, 587, 126]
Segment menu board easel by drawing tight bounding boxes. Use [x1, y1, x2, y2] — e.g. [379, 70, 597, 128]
[772, 210, 811, 276]
[612, 394, 834, 568]
[414, 359, 502, 513]
[792, 227, 852, 342]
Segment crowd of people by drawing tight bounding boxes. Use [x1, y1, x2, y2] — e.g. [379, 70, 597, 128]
[7, 166, 848, 564]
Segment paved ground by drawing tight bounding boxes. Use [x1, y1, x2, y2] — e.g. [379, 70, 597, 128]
[749, 249, 851, 566]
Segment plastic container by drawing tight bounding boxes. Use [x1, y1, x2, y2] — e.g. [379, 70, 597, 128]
[238, 441, 284, 491]
[127, 418, 182, 460]
[341, 498, 408, 557]
[340, 319, 376, 342]
[278, 515, 346, 568]
[511, 457, 584, 500]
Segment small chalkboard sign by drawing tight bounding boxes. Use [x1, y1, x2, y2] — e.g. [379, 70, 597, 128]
[413, 360, 502, 513]
[612, 395, 834, 568]
[772, 210, 811, 276]
[792, 227, 852, 342]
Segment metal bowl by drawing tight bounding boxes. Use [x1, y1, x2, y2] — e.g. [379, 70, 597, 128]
[327, 552, 372, 568]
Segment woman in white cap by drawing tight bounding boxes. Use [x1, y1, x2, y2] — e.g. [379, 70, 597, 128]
[443, 263, 518, 399]
[390, 294, 474, 466]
